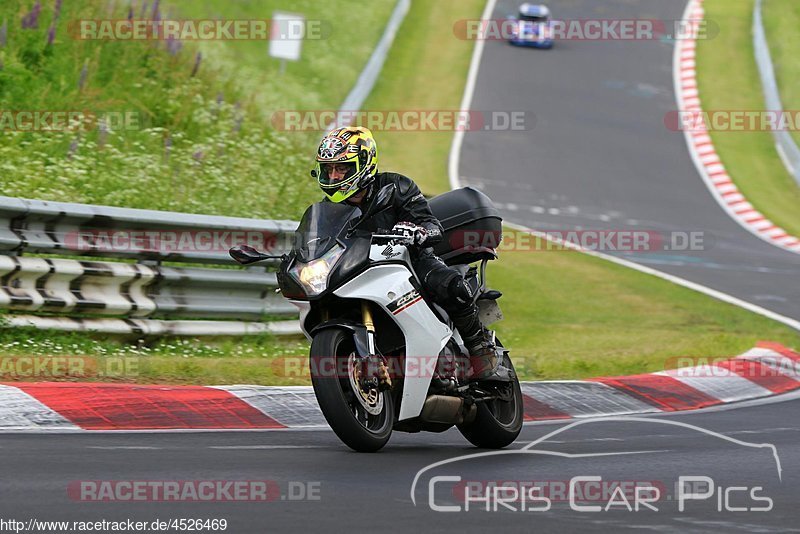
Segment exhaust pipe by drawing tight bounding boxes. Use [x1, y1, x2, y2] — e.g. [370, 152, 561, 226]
[420, 395, 476, 425]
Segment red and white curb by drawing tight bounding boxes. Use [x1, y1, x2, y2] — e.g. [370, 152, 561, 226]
[675, 0, 800, 254]
[1, 343, 798, 431]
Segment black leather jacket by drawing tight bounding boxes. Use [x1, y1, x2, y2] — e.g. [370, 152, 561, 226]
[346, 172, 444, 246]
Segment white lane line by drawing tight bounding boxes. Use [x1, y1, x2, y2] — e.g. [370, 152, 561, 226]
[208, 445, 328, 450]
[550, 449, 671, 458]
[525, 389, 800, 429]
[518, 437, 625, 445]
[87, 446, 161, 450]
[506, 220, 800, 332]
[690, 428, 799, 438]
[449, 0, 498, 191]
[533, 428, 800, 443]
[448, 0, 800, 331]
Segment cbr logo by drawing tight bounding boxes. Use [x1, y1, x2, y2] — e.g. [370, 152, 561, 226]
[381, 245, 401, 258]
[396, 290, 421, 308]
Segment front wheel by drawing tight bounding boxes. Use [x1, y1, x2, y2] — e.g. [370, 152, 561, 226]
[457, 355, 523, 448]
[310, 328, 394, 452]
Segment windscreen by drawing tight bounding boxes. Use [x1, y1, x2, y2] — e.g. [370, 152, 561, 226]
[520, 15, 547, 23]
[294, 201, 361, 261]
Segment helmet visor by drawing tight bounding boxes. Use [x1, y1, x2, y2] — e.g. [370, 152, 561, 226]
[318, 161, 359, 189]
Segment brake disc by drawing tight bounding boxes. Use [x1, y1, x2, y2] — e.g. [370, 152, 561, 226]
[347, 353, 384, 416]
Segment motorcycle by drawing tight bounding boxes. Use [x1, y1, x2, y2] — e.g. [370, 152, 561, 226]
[230, 186, 523, 452]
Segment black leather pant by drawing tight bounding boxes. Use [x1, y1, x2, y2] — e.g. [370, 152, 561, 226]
[412, 249, 484, 346]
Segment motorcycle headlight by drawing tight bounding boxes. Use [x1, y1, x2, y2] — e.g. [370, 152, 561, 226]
[289, 245, 345, 296]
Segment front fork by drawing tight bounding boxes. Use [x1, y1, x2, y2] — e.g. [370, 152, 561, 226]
[361, 301, 392, 390]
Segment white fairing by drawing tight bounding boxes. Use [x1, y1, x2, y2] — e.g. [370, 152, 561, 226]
[334, 264, 452, 421]
[290, 300, 313, 342]
[369, 243, 411, 263]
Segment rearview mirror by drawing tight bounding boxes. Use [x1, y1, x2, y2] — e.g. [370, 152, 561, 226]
[229, 245, 273, 265]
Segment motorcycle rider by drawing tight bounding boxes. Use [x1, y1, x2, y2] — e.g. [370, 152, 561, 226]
[311, 126, 498, 380]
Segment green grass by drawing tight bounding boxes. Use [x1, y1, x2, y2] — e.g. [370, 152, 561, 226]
[762, 0, 800, 148]
[360, 0, 485, 196]
[489, 236, 800, 379]
[695, 0, 800, 237]
[359, 0, 800, 379]
[1, 0, 799, 385]
[0, 0, 394, 383]
[0, 325, 310, 385]
[0, 0, 394, 220]
[174, 0, 395, 114]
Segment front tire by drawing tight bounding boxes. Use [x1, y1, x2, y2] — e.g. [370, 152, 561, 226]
[457, 356, 523, 448]
[310, 328, 393, 452]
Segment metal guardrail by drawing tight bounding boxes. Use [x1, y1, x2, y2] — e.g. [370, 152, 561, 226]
[753, 0, 800, 187]
[0, 196, 301, 336]
[0, 195, 297, 264]
[0, 0, 413, 337]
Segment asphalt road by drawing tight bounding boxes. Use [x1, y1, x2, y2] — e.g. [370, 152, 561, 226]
[1, 395, 799, 533]
[459, 0, 800, 319]
[3, 2, 799, 534]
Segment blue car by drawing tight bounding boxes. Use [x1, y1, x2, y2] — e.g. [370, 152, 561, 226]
[508, 3, 553, 49]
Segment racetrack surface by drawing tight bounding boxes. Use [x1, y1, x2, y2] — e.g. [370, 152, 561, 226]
[1, 395, 799, 532]
[4, 1, 800, 532]
[459, 0, 800, 319]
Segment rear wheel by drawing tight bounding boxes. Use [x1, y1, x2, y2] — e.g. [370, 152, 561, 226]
[310, 328, 393, 452]
[457, 355, 523, 448]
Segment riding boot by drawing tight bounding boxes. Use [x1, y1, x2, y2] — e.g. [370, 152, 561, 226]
[450, 305, 498, 380]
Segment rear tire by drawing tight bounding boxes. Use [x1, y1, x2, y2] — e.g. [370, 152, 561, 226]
[457, 356, 523, 448]
[310, 328, 393, 452]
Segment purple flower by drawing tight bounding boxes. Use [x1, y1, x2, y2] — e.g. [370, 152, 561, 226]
[140, 1, 148, 19]
[192, 150, 203, 161]
[165, 35, 181, 55]
[46, 24, 55, 45]
[128, 6, 134, 21]
[21, 1, 42, 29]
[190, 51, 202, 77]
[78, 61, 88, 90]
[67, 138, 79, 159]
[0, 20, 7, 48]
[53, 0, 63, 22]
[151, 0, 160, 22]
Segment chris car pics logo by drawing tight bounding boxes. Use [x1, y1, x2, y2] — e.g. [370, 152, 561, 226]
[410, 417, 780, 514]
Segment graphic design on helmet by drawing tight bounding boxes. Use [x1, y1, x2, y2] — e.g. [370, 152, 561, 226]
[313, 126, 379, 203]
[318, 137, 346, 160]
